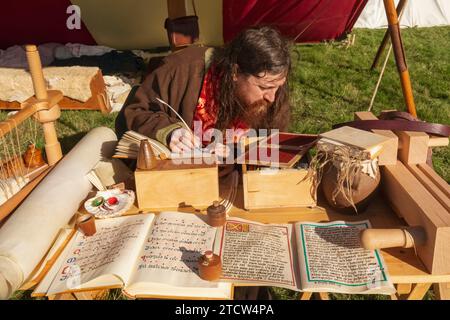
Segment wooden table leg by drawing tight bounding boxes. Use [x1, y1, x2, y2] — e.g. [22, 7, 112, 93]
[72, 290, 108, 300]
[48, 293, 77, 300]
[390, 293, 399, 300]
[391, 283, 431, 300]
[406, 283, 432, 300]
[298, 292, 313, 300]
[317, 292, 330, 300]
[396, 283, 412, 295]
[434, 283, 450, 300]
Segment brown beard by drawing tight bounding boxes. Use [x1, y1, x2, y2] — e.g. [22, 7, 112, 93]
[240, 99, 271, 129]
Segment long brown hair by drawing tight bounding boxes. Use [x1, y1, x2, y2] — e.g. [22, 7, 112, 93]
[212, 26, 291, 130]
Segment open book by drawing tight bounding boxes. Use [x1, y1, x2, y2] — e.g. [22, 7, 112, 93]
[33, 212, 233, 299]
[113, 130, 212, 160]
[35, 214, 394, 298]
[214, 218, 395, 294]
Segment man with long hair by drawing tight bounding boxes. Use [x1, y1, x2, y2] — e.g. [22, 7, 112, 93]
[116, 26, 291, 155]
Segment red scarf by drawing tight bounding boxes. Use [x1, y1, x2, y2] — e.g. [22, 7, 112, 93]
[193, 65, 248, 145]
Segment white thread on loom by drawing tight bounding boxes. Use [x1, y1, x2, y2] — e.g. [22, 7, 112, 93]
[0, 114, 39, 204]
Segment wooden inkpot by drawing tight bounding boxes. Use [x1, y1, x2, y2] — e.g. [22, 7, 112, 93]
[198, 251, 222, 281]
[207, 201, 226, 227]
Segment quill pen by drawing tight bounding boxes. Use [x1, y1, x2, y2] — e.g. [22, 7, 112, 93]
[155, 97, 193, 135]
[155, 97, 207, 153]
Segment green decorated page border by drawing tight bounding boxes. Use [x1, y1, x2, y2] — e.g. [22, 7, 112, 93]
[300, 222, 388, 287]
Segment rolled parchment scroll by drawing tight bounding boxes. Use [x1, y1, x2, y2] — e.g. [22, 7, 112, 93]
[0, 127, 117, 299]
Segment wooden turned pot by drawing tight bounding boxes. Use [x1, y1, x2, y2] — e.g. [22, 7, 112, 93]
[198, 251, 222, 281]
[207, 201, 226, 227]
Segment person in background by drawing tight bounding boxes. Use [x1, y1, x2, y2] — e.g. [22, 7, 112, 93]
[115, 26, 291, 156]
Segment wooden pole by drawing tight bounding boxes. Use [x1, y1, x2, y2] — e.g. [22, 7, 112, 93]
[382, 0, 417, 117]
[368, 3, 407, 111]
[371, 0, 408, 70]
[167, 0, 187, 19]
[25, 45, 62, 166]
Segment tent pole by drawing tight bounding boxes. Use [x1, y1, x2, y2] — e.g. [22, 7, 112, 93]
[368, 4, 407, 112]
[167, 0, 188, 19]
[371, 0, 407, 70]
[383, 0, 417, 117]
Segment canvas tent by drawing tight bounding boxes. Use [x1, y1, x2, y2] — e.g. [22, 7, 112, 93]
[1, 0, 450, 50]
[222, 0, 367, 43]
[0, 0, 369, 49]
[0, 0, 222, 50]
[355, 0, 450, 28]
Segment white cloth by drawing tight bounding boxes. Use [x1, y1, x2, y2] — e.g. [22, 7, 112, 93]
[0, 127, 117, 299]
[0, 43, 115, 68]
[355, 0, 450, 28]
[103, 75, 132, 112]
[54, 43, 114, 60]
[0, 43, 60, 68]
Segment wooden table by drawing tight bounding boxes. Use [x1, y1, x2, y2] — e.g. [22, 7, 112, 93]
[223, 180, 450, 300]
[50, 179, 450, 300]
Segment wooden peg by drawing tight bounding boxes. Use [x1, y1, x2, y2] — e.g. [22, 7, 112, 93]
[137, 140, 158, 170]
[360, 227, 426, 250]
[198, 251, 222, 281]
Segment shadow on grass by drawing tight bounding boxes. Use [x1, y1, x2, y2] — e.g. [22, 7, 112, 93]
[59, 132, 89, 155]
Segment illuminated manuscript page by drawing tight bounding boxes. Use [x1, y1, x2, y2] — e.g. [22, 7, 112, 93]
[215, 218, 299, 290]
[46, 214, 154, 294]
[127, 212, 218, 288]
[295, 220, 395, 294]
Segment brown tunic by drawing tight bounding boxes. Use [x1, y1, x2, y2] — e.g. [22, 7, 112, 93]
[115, 45, 290, 146]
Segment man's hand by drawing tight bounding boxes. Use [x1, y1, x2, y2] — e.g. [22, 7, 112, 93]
[169, 128, 201, 153]
[212, 142, 231, 158]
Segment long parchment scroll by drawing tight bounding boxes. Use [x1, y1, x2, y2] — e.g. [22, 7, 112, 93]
[0, 127, 117, 299]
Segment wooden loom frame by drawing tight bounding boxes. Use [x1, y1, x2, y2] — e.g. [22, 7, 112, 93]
[0, 45, 63, 221]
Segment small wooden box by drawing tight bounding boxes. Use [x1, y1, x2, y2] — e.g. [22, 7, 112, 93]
[135, 159, 219, 210]
[242, 164, 316, 210]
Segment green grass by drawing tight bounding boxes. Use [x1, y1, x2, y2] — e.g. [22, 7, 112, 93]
[3, 26, 449, 300]
[289, 27, 449, 182]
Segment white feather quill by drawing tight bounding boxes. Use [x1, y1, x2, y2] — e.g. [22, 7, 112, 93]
[155, 97, 193, 135]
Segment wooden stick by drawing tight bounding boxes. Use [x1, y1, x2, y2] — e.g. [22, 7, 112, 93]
[25, 45, 62, 166]
[371, 0, 408, 70]
[167, 0, 187, 19]
[368, 44, 392, 111]
[406, 283, 432, 300]
[25, 45, 48, 100]
[383, 0, 417, 117]
[0, 166, 53, 221]
[0, 104, 38, 138]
